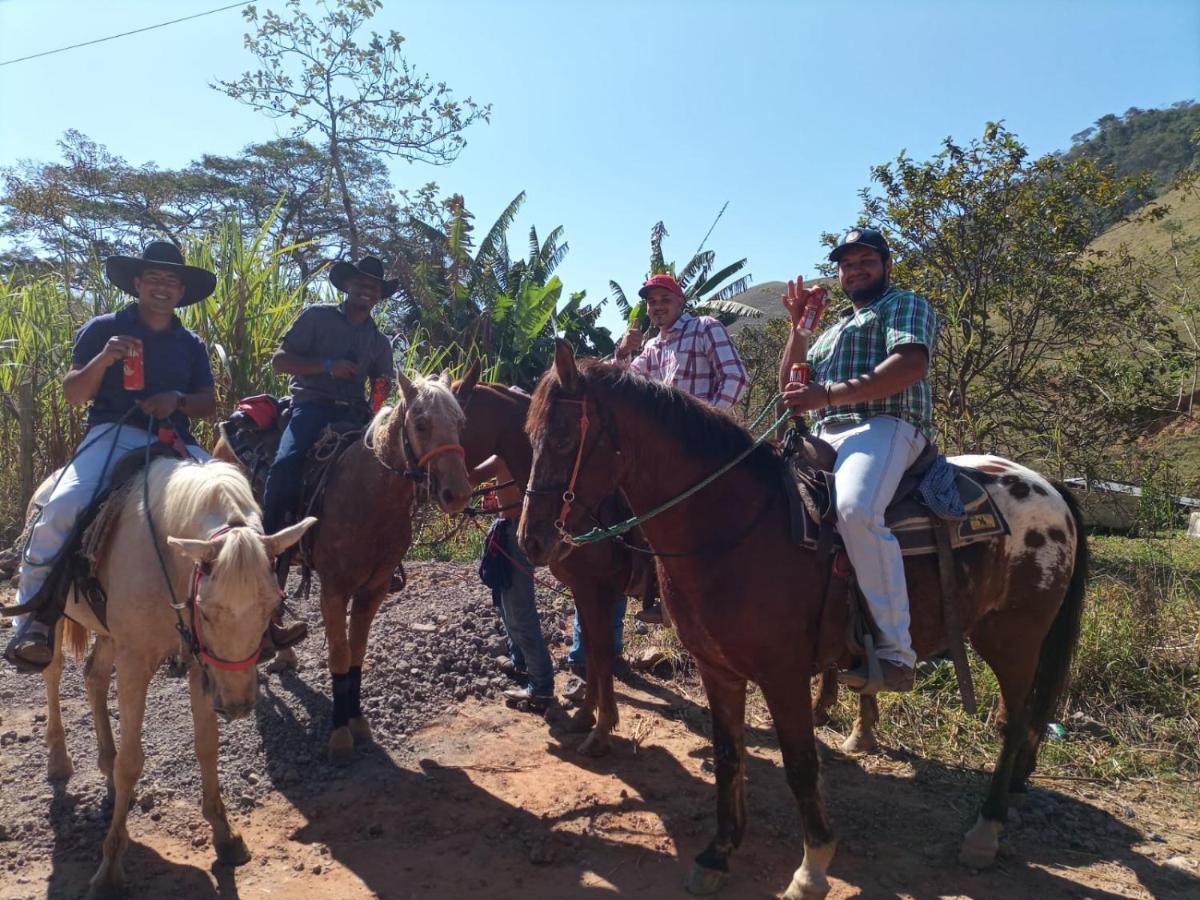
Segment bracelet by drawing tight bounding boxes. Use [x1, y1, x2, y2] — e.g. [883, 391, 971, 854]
[822, 384, 834, 407]
[323, 358, 333, 374]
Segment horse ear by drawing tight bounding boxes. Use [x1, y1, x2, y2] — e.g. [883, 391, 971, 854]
[554, 338, 580, 392]
[263, 517, 317, 558]
[456, 359, 481, 406]
[168, 536, 220, 564]
[395, 370, 418, 407]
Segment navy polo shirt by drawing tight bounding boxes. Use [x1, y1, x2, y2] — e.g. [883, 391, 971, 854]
[72, 304, 214, 444]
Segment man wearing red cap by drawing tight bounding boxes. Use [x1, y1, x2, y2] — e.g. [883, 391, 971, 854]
[614, 273, 749, 408]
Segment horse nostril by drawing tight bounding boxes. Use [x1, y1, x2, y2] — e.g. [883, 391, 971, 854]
[441, 487, 455, 506]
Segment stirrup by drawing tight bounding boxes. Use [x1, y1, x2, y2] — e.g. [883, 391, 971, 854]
[4, 620, 54, 674]
[838, 633, 885, 695]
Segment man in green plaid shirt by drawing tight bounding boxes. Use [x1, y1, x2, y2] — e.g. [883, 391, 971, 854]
[779, 227, 939, 693]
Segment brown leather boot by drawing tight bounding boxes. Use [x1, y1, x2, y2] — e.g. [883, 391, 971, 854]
[839, 660, 915, 694]
[263, 607, 308, 652]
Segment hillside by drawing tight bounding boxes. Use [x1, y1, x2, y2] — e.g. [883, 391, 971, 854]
[726, 277, 836, 334]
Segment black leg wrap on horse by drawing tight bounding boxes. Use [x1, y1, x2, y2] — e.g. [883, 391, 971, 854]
[348, 666, 363, 719]
[694, 844, 730, 873]
[331, 672, 352, 728]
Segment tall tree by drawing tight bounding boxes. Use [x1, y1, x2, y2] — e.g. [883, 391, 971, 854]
[213, 0, 490, 257]
[844, 122, 1171, 476]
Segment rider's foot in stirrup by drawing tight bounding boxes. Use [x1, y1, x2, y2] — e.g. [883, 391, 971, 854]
[4, 619, 53, 673]
[265, 613, 308, 651]
[838, 660, 915, 693]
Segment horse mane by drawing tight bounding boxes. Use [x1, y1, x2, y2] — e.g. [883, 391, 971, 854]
[375, 373, 466, 462]
[139, 458, 272, 596]
[529, 360, 785, 485]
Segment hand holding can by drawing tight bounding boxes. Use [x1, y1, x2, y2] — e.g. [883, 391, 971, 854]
[123, 349, 144, 391]
[796, 287, 829, 336]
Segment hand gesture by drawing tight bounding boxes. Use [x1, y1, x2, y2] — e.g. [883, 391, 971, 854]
[138, 391, 183, 420]
[781, 381, 830, 414]
[329, 359, 358, 379]
[102, 335, 142, 366]
[780, 276, 818, 328]
[616, 328, 643, 360]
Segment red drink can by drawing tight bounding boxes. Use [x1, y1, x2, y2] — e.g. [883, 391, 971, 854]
[122, 351, 144, 391]
[797, 287, 829, 334]
[370, 377, 390, 413]
[789, 363, 809, 385]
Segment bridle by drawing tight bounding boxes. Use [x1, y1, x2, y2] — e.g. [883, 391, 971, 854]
[363, 410, 465, 483]
[180, 525, 266, 672]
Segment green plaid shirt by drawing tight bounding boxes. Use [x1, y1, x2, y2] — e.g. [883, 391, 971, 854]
[808, 286, 938, 438]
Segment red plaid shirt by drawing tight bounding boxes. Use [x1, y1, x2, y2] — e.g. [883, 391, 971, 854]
[619, 313, 748, 409]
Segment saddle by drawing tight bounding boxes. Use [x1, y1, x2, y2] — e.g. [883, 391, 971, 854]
[2, 441, 183, 634]
[782, 427, 1009, 710]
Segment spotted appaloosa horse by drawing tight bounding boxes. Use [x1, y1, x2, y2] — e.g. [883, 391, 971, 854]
[519, 341, 1087, 899]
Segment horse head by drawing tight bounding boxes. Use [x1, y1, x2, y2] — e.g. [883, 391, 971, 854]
[389, 370, 473, 513]
[519, 339, 626, 565]
[168, 515, 316, 721]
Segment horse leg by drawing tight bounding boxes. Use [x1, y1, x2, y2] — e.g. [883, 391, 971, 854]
[43, 620, 73, 781]
[187, 665, 249, 866]
[346, 588, 387, 745]
[85, 637, 116, 802]
[322, 589, 355, 766]
[811, 668, 838, 728]
[685, 669, 747, 895]
[842, 694, 879, 754]
[958, 633, 1038, 869]
[762, 682, 837, 900]
[575, 586, 620, 756]
[87, 656, 153, 899]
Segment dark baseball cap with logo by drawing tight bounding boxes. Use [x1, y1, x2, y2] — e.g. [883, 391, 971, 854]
[829, 227, 890, 263]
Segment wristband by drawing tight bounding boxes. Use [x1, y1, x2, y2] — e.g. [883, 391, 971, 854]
[323, 358, 333, 375]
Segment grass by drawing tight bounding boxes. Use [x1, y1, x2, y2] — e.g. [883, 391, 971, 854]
[622, 532, 1200, 784]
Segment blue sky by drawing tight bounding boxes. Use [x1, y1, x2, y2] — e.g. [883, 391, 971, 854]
[1, 0, 1197, 334]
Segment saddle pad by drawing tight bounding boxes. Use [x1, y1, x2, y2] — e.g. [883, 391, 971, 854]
[784, 462, 1008, 557]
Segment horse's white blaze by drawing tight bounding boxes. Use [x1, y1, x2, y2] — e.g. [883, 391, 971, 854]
[952, 454, 1076, 591]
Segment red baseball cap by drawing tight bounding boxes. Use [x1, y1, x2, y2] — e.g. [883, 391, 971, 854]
[638, 273, 685, 300]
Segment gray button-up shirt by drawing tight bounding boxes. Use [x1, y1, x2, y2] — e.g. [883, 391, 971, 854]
[280, 303, 396, 406]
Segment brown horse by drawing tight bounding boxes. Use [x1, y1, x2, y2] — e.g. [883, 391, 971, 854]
[518, 342, 1087, 899]
[39, 459, 314, 898]
[456, 379, 655, 755]
[215, 371, 474, 764]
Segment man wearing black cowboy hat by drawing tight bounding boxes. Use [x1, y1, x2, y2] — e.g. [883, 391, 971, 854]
[6, 241, 218, 671]
[260, 256, 397, 539]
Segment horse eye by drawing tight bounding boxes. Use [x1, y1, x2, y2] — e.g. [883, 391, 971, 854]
[200, 562, 214, 577]
[416, 419, 429, 432]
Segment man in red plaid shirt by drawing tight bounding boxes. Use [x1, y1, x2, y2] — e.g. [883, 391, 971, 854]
[614, 274, 749, 409]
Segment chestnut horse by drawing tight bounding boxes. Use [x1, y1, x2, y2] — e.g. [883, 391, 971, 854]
[215, 371, 474, 764]
[38, 459, 314, 898]
[456, 380, 656, 755]
[519, 343, 1087, 899]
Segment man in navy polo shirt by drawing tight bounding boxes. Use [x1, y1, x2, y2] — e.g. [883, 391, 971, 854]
[6, 242, 217, 671]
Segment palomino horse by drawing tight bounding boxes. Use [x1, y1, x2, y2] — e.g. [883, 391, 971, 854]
[215, 371, 474, 764]
[519, 342, 1087, 899]
[38, 458, 313, 898]
[456, 380, 656, 755]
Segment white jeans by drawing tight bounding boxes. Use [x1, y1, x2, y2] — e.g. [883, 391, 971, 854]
[817, 416, 926, 668]
[16, 424, 210, 618]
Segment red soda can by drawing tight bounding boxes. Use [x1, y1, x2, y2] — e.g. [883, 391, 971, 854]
[122, 350, 144, 391]
[789, 363, 809, 385]
[370, 377, 390, 413]
[797, 287, 829, 334]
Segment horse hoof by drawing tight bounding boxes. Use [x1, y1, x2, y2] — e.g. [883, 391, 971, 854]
[328, 727, 354, 766]
[564, 708, 596, 735]
[267, 648, 298, 675]
[216, 835, 251, 867]
[348, 716, 374, 744]
[47, 750, 74, 782]
[784, 875, 830, 900]
[958, 816, 1001, 868]
[577, 730, 612, 758]
[85, 869, 125, 900]
[685, 862, 728, 895]
[841, 729, 877, 754]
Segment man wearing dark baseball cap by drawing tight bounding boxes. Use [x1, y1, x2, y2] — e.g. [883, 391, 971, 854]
[778, 226, 939, 693]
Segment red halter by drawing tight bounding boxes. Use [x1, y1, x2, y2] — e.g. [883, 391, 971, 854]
[186, 525, 263, 672]
[555, 398, 589, 535]
[416, 443, 466, 469]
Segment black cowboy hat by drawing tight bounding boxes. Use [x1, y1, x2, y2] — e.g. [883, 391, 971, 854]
[105, 241, 217, 307]
[329, 256, 400, 297]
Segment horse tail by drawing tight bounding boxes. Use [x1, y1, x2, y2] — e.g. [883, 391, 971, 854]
[1026, 482, 1089, 734]
[64, 617, 91, 661]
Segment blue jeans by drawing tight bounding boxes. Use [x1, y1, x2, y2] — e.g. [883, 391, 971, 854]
[568, 598, 626, 669]
[495, 523, 554, 696]
[261, 403, 340, 534]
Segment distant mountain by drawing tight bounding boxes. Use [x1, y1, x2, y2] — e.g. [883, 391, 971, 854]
[725, 278, 836, 334]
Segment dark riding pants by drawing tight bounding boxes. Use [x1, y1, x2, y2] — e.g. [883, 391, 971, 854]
[261, 403, 340, 534]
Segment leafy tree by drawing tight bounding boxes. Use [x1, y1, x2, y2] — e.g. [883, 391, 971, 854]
[214, 0, 490, 257]
[841, 122, 1172, 477]
[609, 218, 759, 332]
